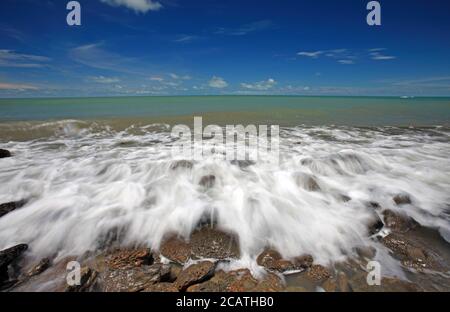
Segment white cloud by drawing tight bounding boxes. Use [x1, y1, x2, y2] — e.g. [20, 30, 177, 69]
[208, 76, 228, 88]
[100, 0, 162, 13]
[0, 49, 50, 68]
[0, 82, 38, 90]
[89, 76, 121, 84]
[297, 51, 323, 58]
[241, 78, 277, 90]
[169, 73, 191, 80]
[149, 76, 164, 82]
[338, 59, 355, 65]
[174, 35, 200, 43]
[370, 52, 396, 60]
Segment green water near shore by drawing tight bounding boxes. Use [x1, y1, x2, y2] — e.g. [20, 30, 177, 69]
[0, 96, 449, 126]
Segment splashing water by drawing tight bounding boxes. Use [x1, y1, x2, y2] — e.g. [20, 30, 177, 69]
[0, 121, 449, 268]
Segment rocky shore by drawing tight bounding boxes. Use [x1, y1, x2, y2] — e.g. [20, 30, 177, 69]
[1, 208, 449, 292]
[1, 149, 450, 292]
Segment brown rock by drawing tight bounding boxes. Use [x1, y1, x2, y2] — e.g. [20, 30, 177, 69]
[306, 265, 331, 282]
[336, 272, 352, 292]
[0, 149, 11, 158]
[382, 233, 439, 271]
[104, 248, 153, 270]
[187, 269, 284, 292]
[66, 267, 98, 292]
[256, 249, 313, 273]
[143, 282, 178, 292]
[393, 194, 412, 206]
[100, 264, 169, 292]
[175, 261, 216, 291]
[26, 258, 51, 277]
[190, 227, 240, 260]
[160, 236, 192, 264]
[169, 264, 182, 282]
[383, 210, 417, 233]
[160, 228, 240, 264]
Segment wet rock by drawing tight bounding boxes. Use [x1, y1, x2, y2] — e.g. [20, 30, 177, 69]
[0, 200, 26, 218]
[143, 282, 178, 292]
[160, 228, 240, 264]
[355, 246, 377, 260]
[313, 271, 351, 293]
[393, 194, 412, 206]
[168, 264, 183, 282]
[171, 160, 193, 170]
[383, 210, 418, 233]
[199, 175, 216, 188]
[367, 213, 384, 236]
[175, 261, 216, 291]
[382, 233, 440, 271]
[160, 237, 192, 264]
[256, 249, 313, 273]
[295, 173, 321, 192]
[190, 228, 240, 260]
[187, 269, 284, 292]
[340, 195, 352, 202]
[0, 149, 11, 158]
[322, 278, 338, 292]
[306, 265, 331, 282]
[103, 248, 154, 270]
[100, 264, 170, 292]
[66, 266, 98, 292]
[0, 244, 28, 283]
[336, 272, 352, 292]
[26, 258, 51, 277]
[284, 286, 308, 292]
[369, 202, 380, 209]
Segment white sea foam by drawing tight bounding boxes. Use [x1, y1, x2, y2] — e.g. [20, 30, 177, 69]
[0, 122, 449, 269]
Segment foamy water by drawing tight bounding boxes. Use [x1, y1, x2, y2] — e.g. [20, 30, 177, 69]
[0, 120, 449, 270]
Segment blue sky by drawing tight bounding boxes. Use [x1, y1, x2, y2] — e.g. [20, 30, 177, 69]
[0, 0, 450, 97]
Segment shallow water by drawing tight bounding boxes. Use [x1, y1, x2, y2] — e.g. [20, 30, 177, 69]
[0, 119, 449, 274]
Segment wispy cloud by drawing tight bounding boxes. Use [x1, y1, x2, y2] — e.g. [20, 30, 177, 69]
[368, 48, 396, 60]
[169, 73, 191, 80]
[297, 49, 355, 64]
[392, 76, 450, 88]
[0, 50, 50, 68]
[174, 35, 201, 43]
[69, 42, 139, 73]
[208, 76, 228, 88]
[0, 26, 26, 42]
[0, 82, 38, 90]
[99, 0, 162, 13]
[297, 51, 323, 58]
[338, 59, 355, 65]
[88, 76, 121, 84]
[241, 78, 277, 90]
[370, 52, 396, 60]
[214, 20, 274, 36]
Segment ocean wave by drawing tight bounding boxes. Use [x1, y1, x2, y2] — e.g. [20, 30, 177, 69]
[0, 124, 449, 268]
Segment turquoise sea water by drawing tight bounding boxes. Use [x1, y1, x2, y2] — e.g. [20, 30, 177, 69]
[0, 96, 449, 126]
